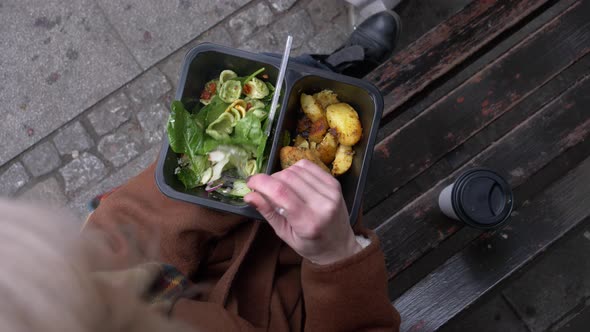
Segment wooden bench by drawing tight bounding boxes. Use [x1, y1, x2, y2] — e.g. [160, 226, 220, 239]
[363, 0, 590, 330]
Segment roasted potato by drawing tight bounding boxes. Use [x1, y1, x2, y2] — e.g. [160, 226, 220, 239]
[316, 132, 338, 164]
[308, 117, 329, 143]
[326, 103, 362, 146]
[296, 116, 312, 138]
[280, 146, 330, 173]
[301, 93, 325, 122]
[313, 90, 340, 109]
[294, 135, 309, 149]
[331, 145, 354, 176]
[287, 91, 361, 177]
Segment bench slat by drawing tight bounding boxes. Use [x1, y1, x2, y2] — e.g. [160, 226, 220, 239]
[377, 74, 590, 278]
[394, 155, 590, 332]
[387, 124, 590, 300]
[375, 0, 581, 140]
[366, 0, 551, 118]
[366, 52, 590, 230]
[364, 0, 589, 212]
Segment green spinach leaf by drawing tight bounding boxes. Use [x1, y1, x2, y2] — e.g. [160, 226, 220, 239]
[167, 101, 203, 158]
[203, 96, 230, 126]
[233, 112, 264, 147]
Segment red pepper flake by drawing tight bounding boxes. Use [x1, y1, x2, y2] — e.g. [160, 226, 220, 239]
[246, 102, 252, 111]
[200, 89, 211, 100]
[243, 84, 252, 95]
[208, 82, 217, 94]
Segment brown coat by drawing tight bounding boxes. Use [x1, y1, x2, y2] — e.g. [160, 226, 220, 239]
[84, 163, 401, 331]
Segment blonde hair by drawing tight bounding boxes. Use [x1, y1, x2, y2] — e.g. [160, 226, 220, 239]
[0, 200, 194, 332]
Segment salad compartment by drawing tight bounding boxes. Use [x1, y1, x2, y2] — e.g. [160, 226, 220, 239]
[156, 44, 286, 219]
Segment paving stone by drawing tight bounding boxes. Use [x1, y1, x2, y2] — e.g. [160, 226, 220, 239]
[59, 152, 107, 194]
[306, 0, 347, 29]
[241, 31, 282, 54]
[269, 0, 298, 12]
[0, 162, 30, 196]
[270, 9, 315, 49]
[137, 102, 170, 145]
[53, 121, 94, 155]
[96, 0, 251, 69]
[160, 91, 176, 111]
[87, 92, 133, 136]
[98, 123, 143, 167]
[125, 67, 172, 106]
[21, 141, 61, 177]
[0, 0, 141, 167]
[503, 224, 590, 332]
[440, 295, 528, 332]
[68, 146, 160, 219]
[228, 2, 274, 44]
[19, 177, 68, 207]
[240, 10, 315, 53]
[158, 26, 235, 88]
[307, 22, 348, 54]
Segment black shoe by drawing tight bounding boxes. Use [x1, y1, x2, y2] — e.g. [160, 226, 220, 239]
[322, 11, 401, 78]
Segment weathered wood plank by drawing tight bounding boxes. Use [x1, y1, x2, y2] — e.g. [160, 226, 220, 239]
[377, 75, 590, 279]
[393, 156, 590, 332]
[554, 302, 590, 332]
[365, 52, 590, 230]
[375, 0, 580, 141]
[366, 0, 551, 118]
[388, 127, 590, 300]
[364, 1, 590, 211]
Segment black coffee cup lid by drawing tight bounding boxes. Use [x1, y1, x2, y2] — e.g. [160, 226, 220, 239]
[451, 168, 514, 229]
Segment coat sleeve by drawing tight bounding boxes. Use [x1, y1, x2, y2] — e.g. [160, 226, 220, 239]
[300, 228, 401, 331]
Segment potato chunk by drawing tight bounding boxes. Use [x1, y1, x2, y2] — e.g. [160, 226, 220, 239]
[301, 93, 325, 122]
[316, 132, 338, 164]
[296, 116, 312, 138]
[308, 117, 329, 144]
[280, 146, 330, 173]
[294, 135, 309, 149]
[313, 90, 340, 109]
[331, 145, 354, 176]
[326, 103, 362, 146]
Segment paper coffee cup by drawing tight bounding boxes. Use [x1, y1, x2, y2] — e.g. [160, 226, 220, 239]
[438, 169, 514, 229]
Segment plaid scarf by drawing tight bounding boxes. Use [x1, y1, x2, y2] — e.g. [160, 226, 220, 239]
[147, 264, 189, 305]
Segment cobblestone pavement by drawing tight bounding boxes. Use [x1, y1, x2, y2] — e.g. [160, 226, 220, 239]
[0, 0, 349, 218]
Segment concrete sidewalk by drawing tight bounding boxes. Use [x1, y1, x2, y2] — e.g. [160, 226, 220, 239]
[0, 0, 349, 217]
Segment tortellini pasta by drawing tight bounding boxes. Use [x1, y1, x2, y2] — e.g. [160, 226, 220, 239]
[219, 80, 243, 103]
[219, 70, 237, 84]
[243, 77, 269, 99]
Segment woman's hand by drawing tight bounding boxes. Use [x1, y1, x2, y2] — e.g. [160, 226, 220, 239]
[244, 159, 361, 265]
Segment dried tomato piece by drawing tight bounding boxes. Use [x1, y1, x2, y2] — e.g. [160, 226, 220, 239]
[243, 84, 252, 95]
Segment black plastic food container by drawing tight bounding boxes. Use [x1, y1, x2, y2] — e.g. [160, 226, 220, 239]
[156, 43, 383, 225]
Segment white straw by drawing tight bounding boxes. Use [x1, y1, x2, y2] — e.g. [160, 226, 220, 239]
[265, 35, 293, 137]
